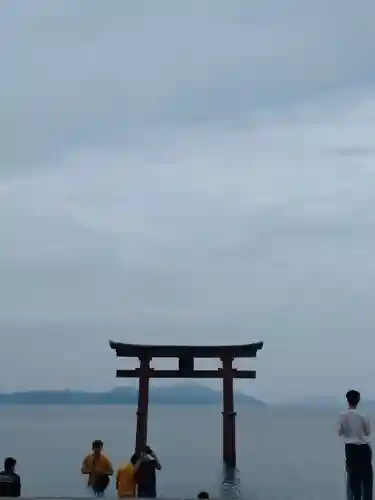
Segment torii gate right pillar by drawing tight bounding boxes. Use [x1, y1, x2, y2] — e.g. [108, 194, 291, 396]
[221, 356, 236, 469]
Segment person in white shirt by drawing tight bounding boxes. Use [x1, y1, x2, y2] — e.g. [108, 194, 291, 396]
[338, 390, 373, 500]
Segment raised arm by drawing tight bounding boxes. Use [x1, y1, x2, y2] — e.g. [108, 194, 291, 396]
[134, 454, 145, 474]
[151, 452, 162, 471]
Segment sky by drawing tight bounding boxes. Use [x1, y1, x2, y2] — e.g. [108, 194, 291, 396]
[1, 1, 375, 402]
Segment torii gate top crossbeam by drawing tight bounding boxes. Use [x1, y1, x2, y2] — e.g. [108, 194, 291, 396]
[109, 341, 263, 359]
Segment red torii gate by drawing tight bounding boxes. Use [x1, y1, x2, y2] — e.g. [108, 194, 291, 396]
[109, 341, 263, 470]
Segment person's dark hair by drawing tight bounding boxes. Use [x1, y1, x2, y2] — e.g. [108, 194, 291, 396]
[346, 389, 361, 407]
[130, 453, 138, 465]
[197, 492, 209, 499]
[4, 457, 16, 472]
[92, 439, 103, 450]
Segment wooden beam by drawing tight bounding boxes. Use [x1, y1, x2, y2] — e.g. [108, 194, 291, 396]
[222, 356, 236, 469]
[135, 357, 150, 455]
[110, 341, 263, 359]
[116, 369, 256, 379]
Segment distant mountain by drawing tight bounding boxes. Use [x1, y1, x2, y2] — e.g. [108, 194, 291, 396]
[0, 384, 266, 407]
[281, 396, 342, 408]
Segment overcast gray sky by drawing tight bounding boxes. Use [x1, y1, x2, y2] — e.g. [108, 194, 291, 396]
[1, 0, 375, 402]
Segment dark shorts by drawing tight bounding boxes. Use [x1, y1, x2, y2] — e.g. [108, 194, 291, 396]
[345, 443, 372, 472]
[345, 444, 373, 500]
[137, 486, 156, 498]
[92, 474, 110, 494]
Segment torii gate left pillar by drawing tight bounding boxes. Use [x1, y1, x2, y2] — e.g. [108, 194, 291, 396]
[135, 355, 151, 455]
[109, 341, 264, 467]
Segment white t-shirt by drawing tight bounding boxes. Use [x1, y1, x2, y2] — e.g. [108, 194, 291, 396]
[338, 408, 371, 445]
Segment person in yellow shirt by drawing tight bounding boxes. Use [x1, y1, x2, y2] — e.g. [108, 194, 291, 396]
[81, 440, 114, 497]
[116, 453, 143, 498]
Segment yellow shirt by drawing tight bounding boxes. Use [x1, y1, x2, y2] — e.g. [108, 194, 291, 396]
[116, 462, 136, 498]
[81, 453, 113, 487]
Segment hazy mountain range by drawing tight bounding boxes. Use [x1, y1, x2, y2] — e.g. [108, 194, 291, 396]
[0, 384, 266, 406]
[2, 387, 372, 409]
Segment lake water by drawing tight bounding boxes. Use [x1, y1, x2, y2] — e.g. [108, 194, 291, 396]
[0, 405, 373, 499]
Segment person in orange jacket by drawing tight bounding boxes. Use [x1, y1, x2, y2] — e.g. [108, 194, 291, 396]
[81, 440, 113, 496]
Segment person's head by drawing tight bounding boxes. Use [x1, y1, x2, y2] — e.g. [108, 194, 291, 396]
[4, 457, 16, 473]
[92, 439, 103, 455]
[130, 453, 138, 465]
[346, 389, 361, 408]
[197, 492, 209, 499]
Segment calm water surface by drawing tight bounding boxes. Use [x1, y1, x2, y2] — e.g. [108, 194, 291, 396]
[0, 405, 373, 499]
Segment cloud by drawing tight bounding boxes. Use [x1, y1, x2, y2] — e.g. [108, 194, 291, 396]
[1, 1, 375, 399]
[1, 0, 375, 172]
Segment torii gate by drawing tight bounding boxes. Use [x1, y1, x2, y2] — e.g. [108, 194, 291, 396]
[109, 341, 263, 470]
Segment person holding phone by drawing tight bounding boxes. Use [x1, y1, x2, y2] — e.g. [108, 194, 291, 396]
[135, 446, 161, 498]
